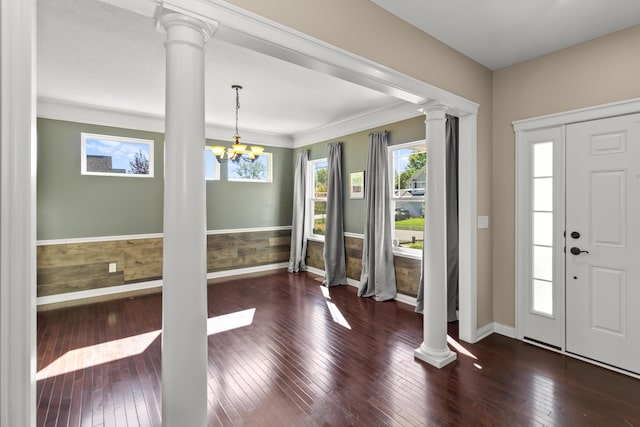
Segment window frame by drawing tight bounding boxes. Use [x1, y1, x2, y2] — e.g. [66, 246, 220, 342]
[388, 139, 427, 257]
[204, 146, 221, 181]
[227, 152, 273, 183]
[81, 132, 154, 178]
[307, 157, 328, 240]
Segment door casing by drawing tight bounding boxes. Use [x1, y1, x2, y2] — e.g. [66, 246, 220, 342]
[513, 97, 640, 378]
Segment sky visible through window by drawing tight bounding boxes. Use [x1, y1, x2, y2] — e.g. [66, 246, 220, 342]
[85, 137, 150, 172]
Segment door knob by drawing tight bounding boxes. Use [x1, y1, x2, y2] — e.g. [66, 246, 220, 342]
[570, 247, 589, 255]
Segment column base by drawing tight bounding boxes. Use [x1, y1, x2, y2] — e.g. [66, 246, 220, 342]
[414, 344, 457, 368]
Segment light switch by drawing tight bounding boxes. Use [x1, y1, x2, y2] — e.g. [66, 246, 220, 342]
[109, 262, 117, 273]
[478, 216, 489, 229]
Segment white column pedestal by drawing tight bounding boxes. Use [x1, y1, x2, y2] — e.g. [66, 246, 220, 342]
[160, 12, 216, 427]
[414, 105, 457, 369]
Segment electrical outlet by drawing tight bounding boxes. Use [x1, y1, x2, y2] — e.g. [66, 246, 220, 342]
[108, 262, 117, 273]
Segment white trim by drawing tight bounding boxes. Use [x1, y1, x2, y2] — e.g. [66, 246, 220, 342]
[513, 97, 640, 132]
[392, 249, 422, 260]
[207, 225, 292, 234]
[474, 322, 517, 341]
[36, 226, 292, 246]
[394, 292, 418, 307]
[304, 265, 324, 277]
[306, 235, 325, 243]
[37, 97, 294, 149]
[206, 262, 288, 279]
[1, 0, 37, 424]
[494, 323, 517, 339]
[457, 114, 478, 343]
[475, 322, 495, 341]
[36, 280, 163, 306]
[36, 263, 289, 306]
[293, 101, 422, 147]
[343, 232, 364, 239]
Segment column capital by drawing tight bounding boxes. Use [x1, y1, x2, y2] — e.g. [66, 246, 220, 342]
[158, 11, 219, 44]
[418, 101, 451, 119]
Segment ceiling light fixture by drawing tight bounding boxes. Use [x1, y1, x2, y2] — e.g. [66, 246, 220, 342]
[210, 85, 264, 163]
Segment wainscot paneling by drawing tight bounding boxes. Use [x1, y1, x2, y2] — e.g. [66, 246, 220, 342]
[37, 229, 291, 299]
[305, 236, 420, 297]
[206, 229, 291, 271]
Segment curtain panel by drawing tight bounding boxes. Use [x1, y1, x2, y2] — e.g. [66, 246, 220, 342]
[288, 149, 309, 272]
[323, 142, 347, 286]
[358, 130, 397, 301]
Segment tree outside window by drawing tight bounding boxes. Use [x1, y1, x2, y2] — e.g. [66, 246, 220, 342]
[390, 141, 426, 251]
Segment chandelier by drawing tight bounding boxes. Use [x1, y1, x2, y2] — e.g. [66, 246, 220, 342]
[210, 85, 264, 163]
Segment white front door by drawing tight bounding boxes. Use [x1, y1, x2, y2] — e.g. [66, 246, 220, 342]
[566, 113, 640, 374]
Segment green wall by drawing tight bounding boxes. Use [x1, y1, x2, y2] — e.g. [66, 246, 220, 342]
[38, 116, 422, 240]
[37, 118, 293, 240]
[205, 145, 293, 230]
[296, 115, 425, 234]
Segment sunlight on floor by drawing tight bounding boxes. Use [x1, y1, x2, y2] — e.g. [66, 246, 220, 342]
[320, 285, 331, 299]
[207, 308, 256, 335]
[37, 308, 256, 380]
[447, 335, 481, 368]
[37, 329, 161, 380]
[326, 301, 351, 330]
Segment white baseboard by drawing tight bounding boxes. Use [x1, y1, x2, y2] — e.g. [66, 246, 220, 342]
[36, 262, 288, 306]
[493, 322, 516, 338]
[475, 322, 516, 342]
[206, 263, 288, 279]
[305, 268, 416, 306]
[36, 279, 163, 306]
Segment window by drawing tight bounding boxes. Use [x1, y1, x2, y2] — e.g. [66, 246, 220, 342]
[205, 147, 220, 180]
[308, 158, 328, 237]
[228, 152, 272, 182]
[81, 132, 154, 177]
[531, 141, 554, 316]
[389, 140, 426, 252]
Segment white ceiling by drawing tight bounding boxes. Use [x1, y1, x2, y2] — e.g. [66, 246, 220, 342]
[37, 0, 401, 142]
[38, 0, 640, 145]
[372, 0, 640, 70]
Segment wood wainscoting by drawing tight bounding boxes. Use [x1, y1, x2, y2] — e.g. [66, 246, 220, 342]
[306, 236, 421, 297]
[37, 228, 291, 308]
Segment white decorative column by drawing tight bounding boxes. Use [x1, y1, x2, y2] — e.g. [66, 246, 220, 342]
[159, 12, 216, 426]
[1, 0, 37, 426]
[414, 105, 457, 368]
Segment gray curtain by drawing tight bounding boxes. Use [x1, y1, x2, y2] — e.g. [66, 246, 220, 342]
[358, 130, 397, 301]
[323, 142, 347, 286]
[416, 115, 459, 322]
[288, 149, 309, 272]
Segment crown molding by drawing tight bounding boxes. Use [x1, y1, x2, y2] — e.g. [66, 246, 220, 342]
[293, 101, 422, 147]
[37, 97, 294, 148]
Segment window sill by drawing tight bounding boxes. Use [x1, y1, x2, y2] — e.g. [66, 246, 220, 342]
[392, 249, 422, 260]
[307, 235, 325, 243]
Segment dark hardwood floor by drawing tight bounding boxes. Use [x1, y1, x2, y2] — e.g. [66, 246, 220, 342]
[37, 270, 640, 426]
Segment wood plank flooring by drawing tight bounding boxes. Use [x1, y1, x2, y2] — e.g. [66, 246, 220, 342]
[37, 270, 640, 426]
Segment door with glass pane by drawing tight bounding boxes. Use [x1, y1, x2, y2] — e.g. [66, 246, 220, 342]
[518, 126, 564, 348]
[565, 113, 640, 374]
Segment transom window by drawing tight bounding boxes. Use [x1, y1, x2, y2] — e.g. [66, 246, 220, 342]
[389, 140, 426, 252]
[205, 147, 220, 181]
[228, 152, 273, 183]
[81, 132, 154, 178]
[308, 158, 328, 237]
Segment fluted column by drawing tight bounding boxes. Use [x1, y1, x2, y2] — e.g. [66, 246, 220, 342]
[414, 105, 457, 368]
[159, 12, 216, 426]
